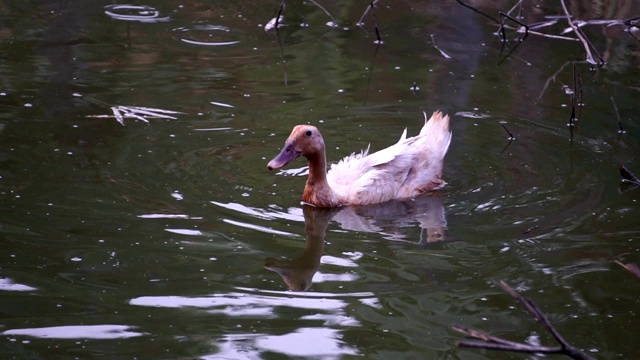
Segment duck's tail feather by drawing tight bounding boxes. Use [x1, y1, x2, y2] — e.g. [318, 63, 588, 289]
[396, 128, 408, 144]
[419, 110, 452, 160]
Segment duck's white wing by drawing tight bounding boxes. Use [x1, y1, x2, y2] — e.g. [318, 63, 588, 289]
[327, 136, 421, 204]
[326, 111, 451, 205]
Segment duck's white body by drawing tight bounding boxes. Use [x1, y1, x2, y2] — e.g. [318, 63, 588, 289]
[268, 111, 452, 207]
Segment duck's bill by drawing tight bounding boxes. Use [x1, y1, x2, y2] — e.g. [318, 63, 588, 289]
[267, 145, 297, 170]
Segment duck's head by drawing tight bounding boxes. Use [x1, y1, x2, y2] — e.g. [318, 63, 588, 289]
[267, 125, 325, 170]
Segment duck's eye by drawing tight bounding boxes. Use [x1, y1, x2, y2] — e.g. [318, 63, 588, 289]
[305, 130, 312, 137]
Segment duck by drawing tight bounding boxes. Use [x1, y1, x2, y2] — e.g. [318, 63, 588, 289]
[267, 110, 452, 207]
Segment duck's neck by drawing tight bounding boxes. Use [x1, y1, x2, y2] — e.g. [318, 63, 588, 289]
[303, 151, 340, 207]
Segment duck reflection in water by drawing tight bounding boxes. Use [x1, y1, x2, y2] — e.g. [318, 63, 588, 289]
[264, 194, 446, 291]
[265, 205, 338, 291]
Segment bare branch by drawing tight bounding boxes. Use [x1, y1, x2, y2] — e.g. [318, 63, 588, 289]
[619, 164, 640, 186]
[559, 0, 602, 65]
[357, 0, 381, 25]
[307, 0, 337, 27]
[454, 281, 595, 360]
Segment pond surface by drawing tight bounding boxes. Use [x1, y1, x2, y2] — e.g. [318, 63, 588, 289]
[1, 1, 639, 359]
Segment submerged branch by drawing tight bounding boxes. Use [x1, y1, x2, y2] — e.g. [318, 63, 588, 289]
[454, 281, 595, 360]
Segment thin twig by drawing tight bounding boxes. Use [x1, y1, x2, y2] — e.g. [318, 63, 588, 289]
[455, 0, 499, 25]
[357, 0, 381, 25]
[307, 0, 337, 27]
[87, 105, 182, 125]
[362, 42, 381, 105]
[539, 60, 572, 98]
[112, 107, 124, 126]
[274, 0, 288, 85]
[507, 27, 579, 41]
[500, 122, 515, 140]
[610, 96, 625, 133]
[619, 163, 640, 186]
[497, 41, 525, 65]
[577, 74, 584, 106]
[615, 260, 640, 279]
[529, 19, 559, 30]
[624, 17, 640, 43]
[559, 0, 600, 65]
[370, 2, 382, 43]
[499, 11, 529, 42]
[275, 0, 284, 29]
[505, 0, 523, 18]
[430, 34, 451, 59]
[570, 63, 578, 125]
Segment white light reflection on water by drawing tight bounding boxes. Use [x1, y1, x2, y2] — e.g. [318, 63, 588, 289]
[255, 327, 358, 357]
[130, 289, 374, 313]
[129, 289, 371, 357]
[3, 325, 145, 339]
[210, 101, 234, 108]
[210, 201, 303, 222]
[193, 127, 235, 132]
[312, 271, 358, 284]
[138, 214, 201, 219]
[0, 278, 37, 292]
[321, 253, 362, 267]
[221, 218, 297, 237]
[207, 328, 359, 359]
[165, 228, 204, 236]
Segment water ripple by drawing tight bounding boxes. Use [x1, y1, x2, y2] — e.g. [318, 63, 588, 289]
[104, 5, 170, 23]
[174, 24, 241, 47]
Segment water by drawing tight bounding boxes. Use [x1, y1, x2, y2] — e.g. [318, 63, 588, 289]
[1, 1, 639, 358]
